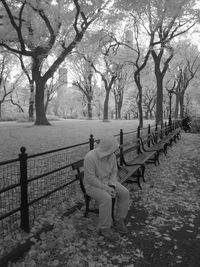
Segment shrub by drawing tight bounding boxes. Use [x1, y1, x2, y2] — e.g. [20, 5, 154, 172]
[191, 118, 200, 133]
[0, 116, 16, 121]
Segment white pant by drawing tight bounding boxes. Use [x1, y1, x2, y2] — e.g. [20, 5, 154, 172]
[86, 182, 129, 229]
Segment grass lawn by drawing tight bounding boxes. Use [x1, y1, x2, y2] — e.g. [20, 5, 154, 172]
[0, 119, 154, 161]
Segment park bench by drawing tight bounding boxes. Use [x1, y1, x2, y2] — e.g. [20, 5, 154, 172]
[116, 149, 145, 190]
[72, 153, 145, 218]
[117, 123, 181, 189]
[137, 136, 161, 164]
[151, 124, 181, 155]
[117, 138, 159, 188]
[139, 126, 172, 158]
[146, 133, 167, 156]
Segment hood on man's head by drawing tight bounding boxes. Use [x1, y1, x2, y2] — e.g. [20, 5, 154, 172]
[96, 135, 119, 158]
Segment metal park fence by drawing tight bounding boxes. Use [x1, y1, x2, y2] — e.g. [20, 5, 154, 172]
[0, 139, 92, 240]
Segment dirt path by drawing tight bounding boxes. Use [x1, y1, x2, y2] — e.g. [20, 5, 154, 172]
[126, 132, 200, 266]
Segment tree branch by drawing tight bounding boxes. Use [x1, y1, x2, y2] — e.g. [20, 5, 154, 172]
[10, 95, 24, 112]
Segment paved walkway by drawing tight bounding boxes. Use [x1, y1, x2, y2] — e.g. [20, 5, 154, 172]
[15, 133, 200, 267]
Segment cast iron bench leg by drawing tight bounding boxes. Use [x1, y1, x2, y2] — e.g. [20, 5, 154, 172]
[156, 152, 160, 165]
[112, 198, 115, 222]
[84, 193, 115, 221]
[164, 143, 168, 155]
[141, 164, 145, 182]
[84, 195, 90, 217]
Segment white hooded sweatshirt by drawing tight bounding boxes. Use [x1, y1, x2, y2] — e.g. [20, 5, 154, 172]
[84, 135, 119, 191]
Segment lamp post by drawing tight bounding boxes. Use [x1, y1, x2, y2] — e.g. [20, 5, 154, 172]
[168, 90, 173, 125]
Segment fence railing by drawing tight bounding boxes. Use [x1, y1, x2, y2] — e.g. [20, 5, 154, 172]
[0, 120, 181, 256]
[0, 139, 92, 240]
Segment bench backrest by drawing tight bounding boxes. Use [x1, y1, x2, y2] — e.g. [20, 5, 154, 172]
[120, 143, 138, 155]
[152, 127, 168, 143]
[71, 159, 86, 195]
[118, 142, 140, 166]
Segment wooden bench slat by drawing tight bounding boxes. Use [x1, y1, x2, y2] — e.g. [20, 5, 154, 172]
[117, 164, 143, 188]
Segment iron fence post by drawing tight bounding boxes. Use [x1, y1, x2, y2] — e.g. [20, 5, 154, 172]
[89, 134, 94, 150]
[137, 126, 140, 154]
[148, 124, 151, 147]
[19, 146, 30, 233]
[120, 129, 123, 166]
[155, 123, 158, 143]
[165, 122, 168, 135]
[160, 122, 163, 139]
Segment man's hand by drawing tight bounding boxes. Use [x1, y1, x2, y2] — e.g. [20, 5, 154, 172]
[105, 185, 116, 197]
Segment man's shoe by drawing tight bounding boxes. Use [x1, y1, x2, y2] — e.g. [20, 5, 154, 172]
[113, 220, 128, 234]
[98, 228, 120, 241]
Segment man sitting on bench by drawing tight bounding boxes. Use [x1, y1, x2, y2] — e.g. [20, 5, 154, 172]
[84, 135, 130, 241]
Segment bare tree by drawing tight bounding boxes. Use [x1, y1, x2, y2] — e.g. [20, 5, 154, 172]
[143, 87, 156, 120]
[0, 54, 13, 118]
[16, 54, 34, 121]
[81, 32, 121, 121]
[146, 0, 199, 124]
[175, 58, 200, 118]
[0, 0, 110, 125]
[70, 55, 95, 119]
[112, 66, 128, 119]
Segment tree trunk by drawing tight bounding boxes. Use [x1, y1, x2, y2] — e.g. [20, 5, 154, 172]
[44, 97, 49, 114]
[117, 100, 122, 119]
[136, 89, 143, 127]
[113, 93, 118, 119]
[137, 98, 143, 127]
[155, 72, 163, 125]
[115, 103, 118, 119]
[174, 93, 179, 119]
[87, 96, 92, 119]
[28, 81, 34, 122]
[32, 56, 50, 125]
[34, 78, 50, 125]
[145, 111, 148, 120]
[103, 91, 110, 121]
[179, 93, 184, 119]
[0, 102, 1, 119]
[134, 71, 143, 128]
[87, 102, 92, 119]
[151, 48, 173, 125]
